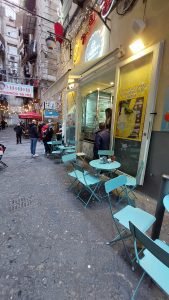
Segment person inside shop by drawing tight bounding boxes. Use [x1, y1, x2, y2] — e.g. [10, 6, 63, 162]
[29, 119, 39, 157]
[14, 123, 23, 144]
[42, 122, 54, 156]
[93, 122, 110, 159]
[105, 108, 112, 130]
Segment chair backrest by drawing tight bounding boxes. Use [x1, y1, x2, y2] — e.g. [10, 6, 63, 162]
[129, 222, 169, 268]
[62, 153, 76, 163]
[105, 175, 127, 194]
[136, 160, 144, 184]
[163, 194, 169, 212]
[72, 162, 85, 174]
[67, 139, 77, 146]
[98, 150, 114, 157]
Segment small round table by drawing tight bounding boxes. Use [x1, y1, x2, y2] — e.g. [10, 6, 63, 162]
[89, 159, 121, 172]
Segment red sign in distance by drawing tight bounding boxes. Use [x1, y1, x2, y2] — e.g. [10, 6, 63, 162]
[97, 0, 116, 19]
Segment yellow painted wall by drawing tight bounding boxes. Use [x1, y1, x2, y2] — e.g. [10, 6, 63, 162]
[110, 0, 169, 130]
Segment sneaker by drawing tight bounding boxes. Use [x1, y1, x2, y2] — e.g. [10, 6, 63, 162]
[34, 154, 39, 157]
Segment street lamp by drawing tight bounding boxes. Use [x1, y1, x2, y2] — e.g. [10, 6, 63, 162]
[45, 35, 56, 50]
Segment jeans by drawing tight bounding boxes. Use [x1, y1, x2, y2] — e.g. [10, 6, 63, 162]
[30, 138, 38, 155]
[16, 134, 22, 144]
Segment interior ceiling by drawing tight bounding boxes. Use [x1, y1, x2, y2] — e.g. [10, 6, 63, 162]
[80, 68, 116, 96]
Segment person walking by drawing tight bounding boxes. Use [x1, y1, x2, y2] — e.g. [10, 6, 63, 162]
[29, 119, 39, 157]
[93, 122, 110, 159]
[14, 123, 23, 144]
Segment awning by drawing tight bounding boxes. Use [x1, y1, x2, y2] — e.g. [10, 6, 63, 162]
[18, 112, 42, 120]
[42, 70, 70, 100]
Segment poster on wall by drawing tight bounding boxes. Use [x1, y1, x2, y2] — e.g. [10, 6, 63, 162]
[115, 96, 145, 141]
[161, 87, 169, 131]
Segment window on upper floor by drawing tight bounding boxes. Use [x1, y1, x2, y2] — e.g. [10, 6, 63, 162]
[6, 26, 18, 39]
[7, 44, 17, 56]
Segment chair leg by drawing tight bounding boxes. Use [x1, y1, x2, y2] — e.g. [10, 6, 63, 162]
[131, 271, 146, 299]
[0, 160, 8, 167]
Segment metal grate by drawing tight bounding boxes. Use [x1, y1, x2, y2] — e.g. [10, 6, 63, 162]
[9, 196, 34, 212]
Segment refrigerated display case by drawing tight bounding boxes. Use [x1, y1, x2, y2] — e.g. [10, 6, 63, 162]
[82, 90, 112, 141]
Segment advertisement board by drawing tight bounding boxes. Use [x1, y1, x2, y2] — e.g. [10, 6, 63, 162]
[0, 81, 34, 98]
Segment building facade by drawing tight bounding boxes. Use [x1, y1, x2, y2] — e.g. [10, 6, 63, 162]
[45, 0, 169, 199]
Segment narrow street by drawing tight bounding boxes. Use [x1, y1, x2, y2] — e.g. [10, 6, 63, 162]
[0, 128, 168, 300]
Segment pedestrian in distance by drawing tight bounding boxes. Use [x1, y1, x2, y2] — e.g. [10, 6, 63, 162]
[93, 122, 110, 159]
[42, 123, 54, 156]
[1, 119, 6, 130]
[29, 119, 39, 158]
[14, 123, 23, 144]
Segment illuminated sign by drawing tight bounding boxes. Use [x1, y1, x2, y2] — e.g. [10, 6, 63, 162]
[73, 39, 82, 65]
[97, 0, 116, 19]
[85, 30, 104, 62]
[0, 81, 34, 98]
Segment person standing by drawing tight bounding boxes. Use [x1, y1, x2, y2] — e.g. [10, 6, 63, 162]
[29, 119, 39, 157]
[42, 123, 54, 156]
[14, 123, 23, 144]
[1, 119, 6, 130]
[93, 123, 110, 159]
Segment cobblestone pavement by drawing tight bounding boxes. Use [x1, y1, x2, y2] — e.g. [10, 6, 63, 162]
[0, 128, 168, 300]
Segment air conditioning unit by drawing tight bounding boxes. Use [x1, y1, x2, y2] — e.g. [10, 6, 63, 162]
[10, 56, 15, 61]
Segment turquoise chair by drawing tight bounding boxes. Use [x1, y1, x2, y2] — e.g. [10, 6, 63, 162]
[118, 161, 144, 206]
[62, 153, 78, 190]
[105, 175, 156, 267]
[65, 140, 76, 154]
[98, 150, 114, 158]
[72, 162, 102, 207]
[163, 194, 169, 212]
[129, 222, 169, 299]
[51, 140, 62, 162]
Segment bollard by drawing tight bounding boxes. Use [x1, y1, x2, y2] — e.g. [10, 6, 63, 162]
[151, 174, 169, 240]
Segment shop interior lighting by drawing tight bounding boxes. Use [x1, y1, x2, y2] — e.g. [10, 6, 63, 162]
[110, 82, 114, 85]
[129, 39, 145, 54]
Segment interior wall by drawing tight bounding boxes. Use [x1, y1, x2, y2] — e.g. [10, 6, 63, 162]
[110, 0, 169, 131]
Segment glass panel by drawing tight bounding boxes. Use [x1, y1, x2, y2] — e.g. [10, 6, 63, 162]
[66, 91, 76, 142]
[114, 53, 153, 176]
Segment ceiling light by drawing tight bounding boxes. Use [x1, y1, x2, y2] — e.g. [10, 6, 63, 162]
[110, 82, 114, 85]
[129, 39, 145, 54]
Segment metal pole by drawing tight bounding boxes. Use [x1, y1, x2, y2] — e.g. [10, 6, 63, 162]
[151, 174, 169, 240]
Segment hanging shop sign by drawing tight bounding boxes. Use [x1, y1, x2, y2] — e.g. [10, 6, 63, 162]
[85, 29, 104, 62]
[0, 81, 33, 98]
[54, 22, 64, 44]
[44, 109, 59, 118]
[97, 0, 116, 19]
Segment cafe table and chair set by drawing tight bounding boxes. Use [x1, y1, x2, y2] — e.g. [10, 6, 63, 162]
[47, 141, 169, 299]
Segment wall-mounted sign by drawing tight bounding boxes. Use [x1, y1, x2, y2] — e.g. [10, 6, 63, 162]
[0, 81, 33, 98]
[85, 29, 104, 62]
[44, 101, 56, 110]
[73, 39, 82, 65]
[44, 109, 59, 118]
[97, 0, 116, 19]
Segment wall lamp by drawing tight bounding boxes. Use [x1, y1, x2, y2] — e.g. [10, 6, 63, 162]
[46, 31, 72, 59]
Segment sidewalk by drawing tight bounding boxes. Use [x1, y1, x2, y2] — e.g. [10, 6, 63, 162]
[0, 128, 168, 300]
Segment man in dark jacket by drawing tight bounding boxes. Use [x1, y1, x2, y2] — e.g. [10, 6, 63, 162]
[14, 123, 23, 144]
[42, 123, 54, 156]
[93, 123, 110, 159]
[29, 119, 39, 157]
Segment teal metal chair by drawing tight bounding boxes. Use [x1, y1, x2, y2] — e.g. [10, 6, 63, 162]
[163, 194, 169, 212]
[118, 161, 144, 205]
[62, 153, 78, 190]
[129, 222, 169, 299]
[98, 150, 114, 158]
[51, 140, 62, 162]
[105, 175, 156, 266]
[65, 140, 76, 154]
[72, 162, 102, 207]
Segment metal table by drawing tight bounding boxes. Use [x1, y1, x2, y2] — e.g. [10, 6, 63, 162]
[89, 159, 121, 172]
